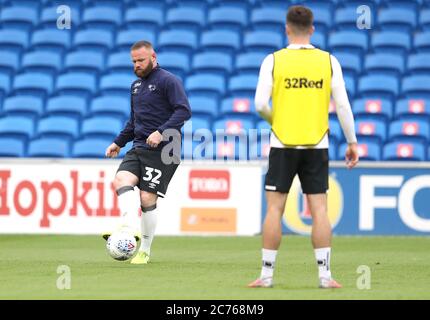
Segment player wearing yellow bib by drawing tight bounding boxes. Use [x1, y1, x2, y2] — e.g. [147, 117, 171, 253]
[249, 6, 359, 289]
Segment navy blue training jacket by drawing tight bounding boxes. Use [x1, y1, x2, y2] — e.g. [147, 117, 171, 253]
[113, 65, 191, 152]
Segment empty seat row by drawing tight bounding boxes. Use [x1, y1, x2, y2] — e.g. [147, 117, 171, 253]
[330, 117, 430, 144]
[2, 133, 429, 161]
[0, 136, 133, 158]
[4, 49, 430, 81]
[3, 71, 430, 102]
[3, 4, 430, 33]
[3, 27, 430, 57]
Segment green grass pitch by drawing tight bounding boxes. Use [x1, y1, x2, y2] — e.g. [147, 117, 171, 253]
[1, 235, 429, 300]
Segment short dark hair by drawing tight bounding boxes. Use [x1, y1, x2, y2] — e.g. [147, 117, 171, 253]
[131, 40, 154, 51]
[286, 5, 313, 34]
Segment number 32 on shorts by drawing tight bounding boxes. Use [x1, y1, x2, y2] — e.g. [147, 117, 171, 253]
[142, 166, 162, 185]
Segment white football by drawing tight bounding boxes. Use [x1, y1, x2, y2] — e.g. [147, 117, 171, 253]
[106, 231, 137, 261]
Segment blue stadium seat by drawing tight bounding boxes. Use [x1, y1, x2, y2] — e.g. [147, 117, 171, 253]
[329, 31, 368, 55]
[86, 0, 127, 9]
[37, 116, 79, 140]
[106, 51, 133, 74]
[213, 117, 255, 136]
[371, 31, 411, 56]
[254, 0, 290, 8]
[337, 0, 379, 12]
[352, 98, 393, 121]
[27, 138, 70, 158]
[158, 30, 198, 54]
[21, 51, 62, 75]
[214, 138, 248, 161]
[0, 6, 38, 31]
[55, 72, 97, 97]
[338, 141, 381, 161]
[2, 96, 44, 118]
[365, 54, 403, 78]
[165, 7, 205, 32]
[250, 8, 285, 33]
[407, 54, 430, 75]
[183, 115, 212, 135]
[13, 73, 53, 98]
[214, 0, 251, 10]
[0, 116, 34, 141]
[384, 0, 421, 10]
[187, 96, 218, 118]
[311, 7, 333, 34]
[200, 30, 241, 54]
[228, 75, 258, 97]
[89, 95, 130, 119]
[414, 32, 430, 52]
[99, 74, 138, 96]
[46, 95, 87, 118]
[221, 97, 255, 116]
[81, 6, 122, 31]
[329, 119, 343, 144]
[31, 29, 71, 53]
[311, 32, 326, 50]
[303, 0, 337, 10]
[243, 31, 284, 53]
[73, 29, 114, 53]
[157, 52, 189, 79]
[191, 52, 233, 76]
[116, 30, 156, 51]
[334, 7, 362, 30]
[0, 52, 20, 75]
[124, 7, 164, 32]
[47, 0, 84, 10]
[235, 52, 267, 75]
[395, 99, 430, 120]
[39, 6, 81, 29]
[0, 137, 25, 157]
[185, 74, 225, 100]
[358, 75, 399, 100]
[401, 76, 430, 99]
[72, 138, 112, 158]
[208, 7, 248, 32]
[334, 52, 361, 78]
[388, 119, 430, 143]
[0, 29, 29, 54]
[1, 0, 43, 10]
[355, 118, 388, 143]
[0, 73, 11, 97]
[64, 51, 104, 74]
[383, 141, 426, 161]
[420, 9, 430, 31]
[378, 8, 416, 33]
[81, 116, 124, 140]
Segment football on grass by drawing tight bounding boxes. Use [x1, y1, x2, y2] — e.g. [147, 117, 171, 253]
[106, 231, 137, 261]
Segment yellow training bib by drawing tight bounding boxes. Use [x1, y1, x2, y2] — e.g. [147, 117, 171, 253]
[271, 48, 332, 146]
